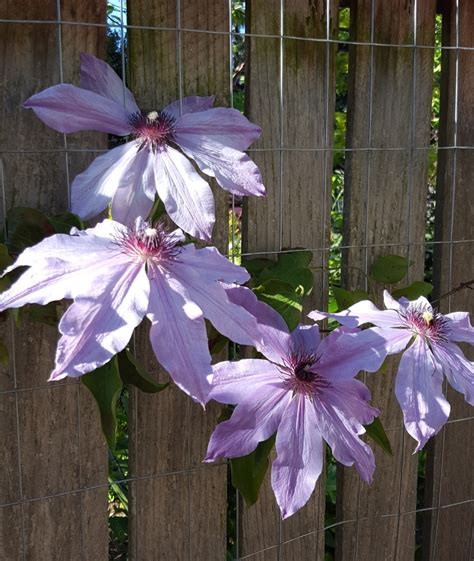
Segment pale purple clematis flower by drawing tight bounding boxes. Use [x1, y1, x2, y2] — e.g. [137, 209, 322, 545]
[205, 288, 387, 519]
[309, 291, 474, 451]
[23, 53, 264, 240]
[0, 219, 261, 405]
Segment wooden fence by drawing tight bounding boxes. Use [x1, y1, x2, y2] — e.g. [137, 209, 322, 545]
[0, 0, 472, 560]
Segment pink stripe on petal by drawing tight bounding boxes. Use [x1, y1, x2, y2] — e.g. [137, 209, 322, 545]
[395, 338, 450, 451]
[271, 395, 324, 519]
[71, 142, 139, 220]
[177, 136, 265, 197]
[175, 107, 261, 151]
[154, 147, 215, 242]
[162, 96, 215, 119]
[147, 271, 212, 405]
[80, 53, 139, 115]
[50, 263, 149, 380]
[24, 83, 131, 135]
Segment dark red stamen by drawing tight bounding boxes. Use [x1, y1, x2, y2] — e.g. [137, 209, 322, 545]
[128, 110, 176, 152]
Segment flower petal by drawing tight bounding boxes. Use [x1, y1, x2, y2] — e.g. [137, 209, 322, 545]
[23, 83, 131, 135]
[395, 338, 450, 451]
[317, 327, 409, 380]
[71, 142, 142, 220]
[289, 324, 320, 356]
[110, 148, 156, 226]
[177, 135, 265, 197]
[51, 262, 149, 379]
[80, 52, 139, 115]
[178, 245, 250, 285]
[312, 390, 376, 483]
[205, 383, 290, 461]
[309, 300, 400, 329]
[432, 341, 474, 406]
[175, 107, 261, 151]
[162, 96, 215, 119]
[154, 146, 215, 241]
[445, 312, 474, 344]
[210, 359, 284, 404]
[0, 252, 130, 311]
[271, 395, 324, 519]
[224, 284, 290, 363]
[146, 270, 212, 405]
[167, 265, 260, 347]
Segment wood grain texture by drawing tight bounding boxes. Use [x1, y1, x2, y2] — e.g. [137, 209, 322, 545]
[336, 1, 437, 561]
[422, 2, 474, 560]
[242, 1, 337, 558]
[127, 1, 229, 559]
[0, 2, 108, 560]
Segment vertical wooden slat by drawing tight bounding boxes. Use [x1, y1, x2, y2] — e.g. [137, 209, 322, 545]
[337, 1, 436, 560]
[127, 2, 229, 559]
[0, 2, 108, 560]
[242, 1, 337, 558]
[423, 2, 474, 560]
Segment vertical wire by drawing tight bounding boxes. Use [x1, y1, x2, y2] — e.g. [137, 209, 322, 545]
[55, 1, 85, 559]
[228, 2, 240, 559]
[1, 157, 26, 561]
[277, 1, 284, 558]
[117, 3, 132, 560]
[322, 0, 331, 549]
[354, 1, 375, 558]
[393, 2, 418, 558]
[175, 2, 191, 558]
[432, 0, 460, 555]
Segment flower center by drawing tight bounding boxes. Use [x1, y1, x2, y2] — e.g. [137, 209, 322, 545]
[400, 303, 450, 341]
[280, 351, 331, 397]
[116, 220, 182, 264]
[128, 110, 176, 152]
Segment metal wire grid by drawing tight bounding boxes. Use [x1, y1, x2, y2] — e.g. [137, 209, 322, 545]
[0, 1, 473, 561]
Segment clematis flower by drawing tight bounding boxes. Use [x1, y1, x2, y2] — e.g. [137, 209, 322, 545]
[205, 288, 388, 518]
[0, 219, 261, 404]
[23, 53, 264, 240]
[309, 291, 474, 451]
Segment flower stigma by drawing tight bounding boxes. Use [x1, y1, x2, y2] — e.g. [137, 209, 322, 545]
[399, 303, 450, 342]
[115, 220, 182, 266]
[128, 110, 177, 152]
[280, 351, 331, 397]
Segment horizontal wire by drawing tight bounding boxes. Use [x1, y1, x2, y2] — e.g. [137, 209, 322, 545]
[0, 460, 226, 509]
[1, 145, 474, 155]
[0, 18, 471, 52]
[237, 498, 474, 560]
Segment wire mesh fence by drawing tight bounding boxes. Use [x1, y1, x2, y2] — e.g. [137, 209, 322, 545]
[0, 0, 473, 560]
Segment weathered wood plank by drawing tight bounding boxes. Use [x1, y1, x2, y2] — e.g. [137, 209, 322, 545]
[0, 1, 108, 560]
[423, 2, 474, 560]
[242, 1, 337, 558]
[127, 2, 229, 559]
[337, 1, 437, 560]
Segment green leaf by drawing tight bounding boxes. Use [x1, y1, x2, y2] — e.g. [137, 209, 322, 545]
[148, 198, 166, 224]
[258, 251, 314, 294]
[0, 340, 9, 367]
[241, 257, 272, 279]
[49, 212, 84, 234]
[117, 349, 168, 393]
[364, 417, 392, 456]
[370, 254, 411, 284]
[333, 287, 369, 310]
[0, 243, 13, 272]
[5, 207, 55, 254]
[254, 279, 303, 331]
[230, 435, 276, 507]
[392, 281, 433, 300]
[27, 302, 59, 326]
[81, 357, 123, 449]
